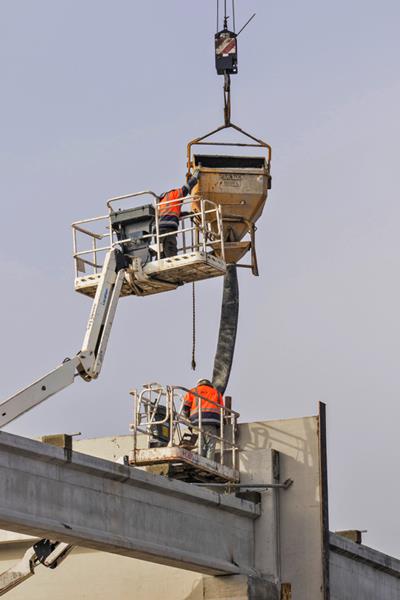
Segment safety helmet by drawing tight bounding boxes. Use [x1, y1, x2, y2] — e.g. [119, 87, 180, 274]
[197, 378, 212, 387]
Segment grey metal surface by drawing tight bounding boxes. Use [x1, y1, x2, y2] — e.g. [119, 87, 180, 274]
[330, 533, 400, 599]
[0, 431, 259, 575]
[143, 252, 226, 284]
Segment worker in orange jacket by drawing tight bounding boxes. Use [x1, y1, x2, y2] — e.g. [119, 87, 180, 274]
[183, 378, 224, 461]
[157, 169, 200, 258]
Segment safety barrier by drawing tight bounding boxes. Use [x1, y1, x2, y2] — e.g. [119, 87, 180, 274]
[71, 191, 225, 282]
[130, 383, 239, 469]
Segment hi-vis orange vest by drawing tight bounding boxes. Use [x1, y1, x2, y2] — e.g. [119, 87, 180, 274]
[158, 187, 185, 222]
[183, 385, 224, 425]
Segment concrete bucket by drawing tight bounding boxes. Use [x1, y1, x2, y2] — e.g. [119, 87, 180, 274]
[192, 154, 272, 267]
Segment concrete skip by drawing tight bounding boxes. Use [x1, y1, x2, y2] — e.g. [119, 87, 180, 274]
[0, 431, 259, 576]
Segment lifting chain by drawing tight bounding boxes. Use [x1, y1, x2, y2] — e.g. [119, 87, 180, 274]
[191, 282, 197, 370]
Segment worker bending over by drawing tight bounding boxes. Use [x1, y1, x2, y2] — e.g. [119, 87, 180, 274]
[183, 378, 224, 461]
[157, 169, 200, 257]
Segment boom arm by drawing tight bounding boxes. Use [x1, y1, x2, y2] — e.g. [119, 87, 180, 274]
[0, 248, 125, 428]
[0, 540, 73, 596]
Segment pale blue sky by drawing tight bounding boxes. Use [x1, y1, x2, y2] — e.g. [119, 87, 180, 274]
[1, 1, 399, 557]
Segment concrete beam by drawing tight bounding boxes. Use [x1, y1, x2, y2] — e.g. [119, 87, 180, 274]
[330, 533, 400, 579]
[330, 533, 400, 599]
[0, 432, 259, 575]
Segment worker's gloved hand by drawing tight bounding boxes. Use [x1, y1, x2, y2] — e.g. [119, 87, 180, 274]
[185, 169, 200, 194]
[182, 406, 190, 419]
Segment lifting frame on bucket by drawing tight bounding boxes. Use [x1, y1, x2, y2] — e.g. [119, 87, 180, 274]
[128, 383, 240, 483]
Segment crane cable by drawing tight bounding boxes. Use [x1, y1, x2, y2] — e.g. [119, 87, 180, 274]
[191, 282, 197, 370]
[217, 0, 236, 31]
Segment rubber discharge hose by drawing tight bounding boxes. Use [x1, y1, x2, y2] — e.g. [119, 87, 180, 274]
[212, 265, 239, 395]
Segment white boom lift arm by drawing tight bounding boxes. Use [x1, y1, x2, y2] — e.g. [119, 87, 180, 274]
[0, 190, 227, 594]
[0, 247, 125, 428]
[0, 248, 125, 595]
[0, 539, 72, 596]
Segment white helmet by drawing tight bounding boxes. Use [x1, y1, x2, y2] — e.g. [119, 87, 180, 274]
[197, 378, 212, 387]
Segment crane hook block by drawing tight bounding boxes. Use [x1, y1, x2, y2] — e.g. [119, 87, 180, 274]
[215, 28, 238, 75]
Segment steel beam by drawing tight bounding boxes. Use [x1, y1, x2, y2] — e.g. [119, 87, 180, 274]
[0, 432, 259, 575]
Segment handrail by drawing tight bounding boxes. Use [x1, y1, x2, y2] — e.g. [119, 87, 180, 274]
[74, 197, 222, 255]
[72, 193, 226, 282]
[171, 385, 239, 418]
[106, 190, 159, 211]
[71, 225, 104, 240]
[72, 214, 109, 227]
[74, 196, 219, 237]
[131, 383, 239, 470]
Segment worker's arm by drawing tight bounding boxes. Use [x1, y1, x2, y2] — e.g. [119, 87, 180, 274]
[182, 393, 192, 419]
[0, 248, 126, 428]
[182, 169, 200, 197]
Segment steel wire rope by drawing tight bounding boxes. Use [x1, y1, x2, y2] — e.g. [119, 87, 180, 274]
[191, 282, 197, 370]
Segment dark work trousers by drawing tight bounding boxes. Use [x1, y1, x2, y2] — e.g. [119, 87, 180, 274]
[159, 226, 178, 258]
[199, 423, 219, 461]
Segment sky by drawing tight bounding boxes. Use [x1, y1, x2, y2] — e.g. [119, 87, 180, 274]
[0, 0, 399, 558]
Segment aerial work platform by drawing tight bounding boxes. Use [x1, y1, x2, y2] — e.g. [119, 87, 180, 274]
[72, 191, 226, 298]
[128, 383, 240, 483]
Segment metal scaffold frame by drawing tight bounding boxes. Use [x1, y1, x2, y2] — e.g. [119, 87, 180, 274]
[72, 191, 226, 298]
[129, 383, 240, 483]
